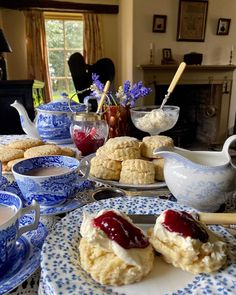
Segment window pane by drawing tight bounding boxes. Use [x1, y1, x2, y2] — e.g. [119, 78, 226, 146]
[48, 51, 65, 77]
[65, 21, 83, 49]
[69, 79, 76, 93]
[45, 20, 64, 48]
[51, 79, 66, 99]
[45, 16, 83, 98]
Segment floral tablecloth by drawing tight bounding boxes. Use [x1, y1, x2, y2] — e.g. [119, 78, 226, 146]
[1, 134, 236, 295]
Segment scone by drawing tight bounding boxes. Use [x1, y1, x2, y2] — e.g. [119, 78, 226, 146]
[90, 155, 121, 180]
[79, 209, 154, 286]
[141, 135, 174, 158]
[105, 136, 140, 161]
[152, 158, 165, 181]
[119, 159, 155, 184]
[149, 209, 228, 274]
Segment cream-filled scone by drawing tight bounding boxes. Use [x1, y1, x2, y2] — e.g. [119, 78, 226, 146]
[79, 209, 154, 286]
[149, 209, 228, 274]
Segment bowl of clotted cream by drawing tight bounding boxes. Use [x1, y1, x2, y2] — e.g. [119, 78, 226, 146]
[130, 105, 180, 135]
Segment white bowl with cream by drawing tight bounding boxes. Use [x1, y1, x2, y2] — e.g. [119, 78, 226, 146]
[130, 105, 180, 135]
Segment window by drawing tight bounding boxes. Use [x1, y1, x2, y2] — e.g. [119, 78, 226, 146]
[44, 12, 84, 99]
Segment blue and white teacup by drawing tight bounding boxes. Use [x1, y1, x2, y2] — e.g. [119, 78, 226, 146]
[12, 155, 90, 207]
[0, 191, 40, 272]
[0, 162, 9, 190]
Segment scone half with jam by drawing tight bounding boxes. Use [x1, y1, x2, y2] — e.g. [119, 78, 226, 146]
[79, 209, 154, 286]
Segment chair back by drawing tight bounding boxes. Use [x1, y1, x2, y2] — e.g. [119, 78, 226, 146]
[68, 52, 115, 104]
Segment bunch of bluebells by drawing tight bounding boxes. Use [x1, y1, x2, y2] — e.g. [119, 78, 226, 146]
[90, 73, 105, 99]
[90, 73, 152, 107]
[116, 80, 152, 107]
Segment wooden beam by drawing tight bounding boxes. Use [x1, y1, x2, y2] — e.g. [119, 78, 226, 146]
[0, 0, 119, 14]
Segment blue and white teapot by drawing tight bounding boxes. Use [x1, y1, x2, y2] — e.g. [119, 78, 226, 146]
[11, 97, 86, 144]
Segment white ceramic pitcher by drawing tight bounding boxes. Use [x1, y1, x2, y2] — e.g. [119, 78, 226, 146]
[154, 135, 236, 212]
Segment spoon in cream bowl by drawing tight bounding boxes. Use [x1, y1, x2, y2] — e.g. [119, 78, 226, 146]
[130, 62, 186, 135]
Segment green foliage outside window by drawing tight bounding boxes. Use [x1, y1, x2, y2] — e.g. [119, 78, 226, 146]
[45, 18, 83, 100]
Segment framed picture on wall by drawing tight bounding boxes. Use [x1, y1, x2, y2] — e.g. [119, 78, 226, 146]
[177, 0, 208, 42]
[152, 15, 167, 33]
[216, 18, 231, 35]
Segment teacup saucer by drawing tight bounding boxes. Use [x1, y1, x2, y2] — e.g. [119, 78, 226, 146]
[0, 215, 48, 294]
[5, 180, 95, 216]
[39, 189, 94, 216]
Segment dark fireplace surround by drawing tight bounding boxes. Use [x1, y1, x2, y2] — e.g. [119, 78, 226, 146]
[138, 64, 236, 149]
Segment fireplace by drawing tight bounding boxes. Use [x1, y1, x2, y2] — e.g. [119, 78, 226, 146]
[137, 64, 236, 148]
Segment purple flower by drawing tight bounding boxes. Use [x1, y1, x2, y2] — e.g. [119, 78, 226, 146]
[90, 75, 152, 107]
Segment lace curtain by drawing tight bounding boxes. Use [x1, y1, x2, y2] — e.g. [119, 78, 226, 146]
[83, 13, 104, 64]
[24, 10, 52, 103]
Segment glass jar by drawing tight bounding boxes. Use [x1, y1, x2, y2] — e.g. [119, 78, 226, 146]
[103, 105, 131, 138]
[70, 112, 109, 156]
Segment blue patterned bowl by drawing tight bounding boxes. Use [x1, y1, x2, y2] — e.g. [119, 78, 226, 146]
[12, 155, 89, 207]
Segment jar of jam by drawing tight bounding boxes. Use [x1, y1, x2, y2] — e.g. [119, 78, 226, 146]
[70, 112, 109, 156]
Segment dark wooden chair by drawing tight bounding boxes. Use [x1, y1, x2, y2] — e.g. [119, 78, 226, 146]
[68, 52, 115, 110]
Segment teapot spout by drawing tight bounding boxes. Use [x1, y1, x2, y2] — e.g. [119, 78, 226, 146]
[11, 100, 40, 139]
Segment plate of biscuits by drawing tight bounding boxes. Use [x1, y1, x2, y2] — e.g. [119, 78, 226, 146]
[80, 135, 173, 190]
[0, 137, 81, 175]
[40, 196, 236, 295]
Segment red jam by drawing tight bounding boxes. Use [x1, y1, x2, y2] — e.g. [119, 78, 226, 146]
[93, 210, 149, 249]
[72, 128, 105, 156]
[162, 209, 209, 243]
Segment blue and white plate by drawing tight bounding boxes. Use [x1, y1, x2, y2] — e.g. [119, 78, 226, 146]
[5, 180, 95, 216]
[0, 215, 48, 295]
[40, 197, 236, 295]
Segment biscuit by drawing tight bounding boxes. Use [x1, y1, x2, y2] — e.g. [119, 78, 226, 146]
[0, 147, 24, 163]
[105, 137, 140, 161]
[7, 158, 25, 171]
[141, 135, 174, 158]
[152, 158, 165, 181]
[119, 159, 155, 184]
[2, 162, 10, 172]
[90, 156, 121, 180]
[79, 237, 154, 286]
[24, 144, 62, 158]
[7, 139, 44, 151]
[59, 146, 76, 157]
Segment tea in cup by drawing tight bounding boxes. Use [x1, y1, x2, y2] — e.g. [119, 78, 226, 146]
[12, 155, 90, 207]
[0, 191, 40, 272]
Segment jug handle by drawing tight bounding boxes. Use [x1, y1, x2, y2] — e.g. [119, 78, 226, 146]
[222, 135, 236, 154]
[222, 135, 236, 167]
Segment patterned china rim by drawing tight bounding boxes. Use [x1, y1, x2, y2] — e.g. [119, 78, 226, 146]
[4, 180, 95, 216]
[80, 154, 167, 190]
[40, 197, 236, 295]
[0, 215, 48, 295]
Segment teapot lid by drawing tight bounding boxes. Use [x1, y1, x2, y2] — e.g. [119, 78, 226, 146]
[37, 98, 86, 113]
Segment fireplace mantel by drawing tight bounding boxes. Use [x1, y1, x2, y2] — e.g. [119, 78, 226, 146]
[137, 64, 236, 85]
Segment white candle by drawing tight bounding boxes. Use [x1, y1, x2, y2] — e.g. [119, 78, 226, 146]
[150, 42, 153, 50]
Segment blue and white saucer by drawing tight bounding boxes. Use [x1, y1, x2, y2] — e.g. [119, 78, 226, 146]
[0, 215, 48, 295]
[5, 180, 95, 216]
